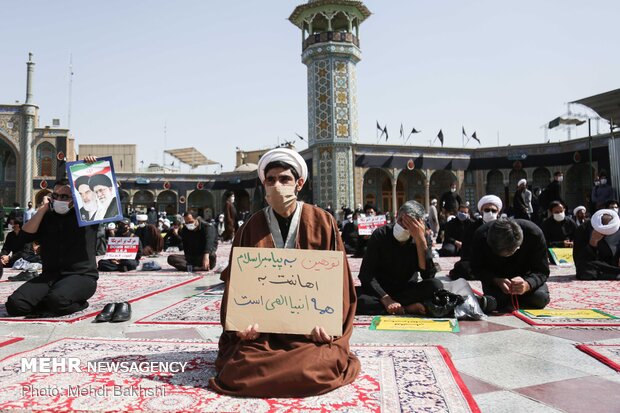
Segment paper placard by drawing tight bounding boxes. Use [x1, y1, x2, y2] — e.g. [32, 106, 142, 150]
[358, 215, 387, 236]
[369, 317, 459, 332]
[104, 237, 140, 260]
[520, 309, 617, 319]
[548, 248, 574, 265]
[225, 247, 344, 336]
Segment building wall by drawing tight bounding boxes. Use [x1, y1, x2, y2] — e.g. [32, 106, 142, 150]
[78, 144, 136, 173]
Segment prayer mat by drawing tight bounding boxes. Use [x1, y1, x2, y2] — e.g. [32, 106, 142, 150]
[0, 336, 23, 349]
[515, 308, 620, 327]
[0, 337, 479, 412]
[575, 344, 620, 372]
[135, 295, 378, 327]
[0, 275, 201, 323]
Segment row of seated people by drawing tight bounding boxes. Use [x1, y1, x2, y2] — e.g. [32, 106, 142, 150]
[438, 196, 620, 282]
[97, 212, 218, 272]
[0, 218, 42, 281]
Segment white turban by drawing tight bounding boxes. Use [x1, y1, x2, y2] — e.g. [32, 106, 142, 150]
[517, 179, 527, 187]
[136, 214, 148, 221]
[257, 148, 308, 183]
[591, 209, 620, 236]
[573, 206, 586, 216]
[477, 195, 503, 212]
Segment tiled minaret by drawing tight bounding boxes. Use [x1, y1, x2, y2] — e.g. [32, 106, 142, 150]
[289, 1, 370, 211]
[21, 53, 37, 206]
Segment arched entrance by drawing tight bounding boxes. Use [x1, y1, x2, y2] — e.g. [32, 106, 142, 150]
[532, 167, 551, 191]
[36, 142, 55, 177]
[0, 136, 18, 207]
[362, 168, 391, 213]
[119, 190, 130, 216]
[35, 189, 52, 208]
[188, 190, 214, 219]
[565, 163, 595, 209]
[133, 190, 154, 213]
[398, 169, 426, 205]
[486, 170, 504, 199]
[429, 170, 457, 202]
[157, 190, 178, 216]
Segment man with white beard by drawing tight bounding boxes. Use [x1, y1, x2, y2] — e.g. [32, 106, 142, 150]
[75, 176, 99, 221]
[89, 174, 119, 220]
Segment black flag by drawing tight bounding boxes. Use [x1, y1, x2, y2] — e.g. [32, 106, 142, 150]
[384, 125, 389, 141]
[376, 121, 382, 132]
[462, 126, 467, 137]
[410, 127, 420, 134]
[400, 123, 404, 139]
[295, 132, 305, 141]
[471, 131, 480, 144]
[437, 129, 444, 146]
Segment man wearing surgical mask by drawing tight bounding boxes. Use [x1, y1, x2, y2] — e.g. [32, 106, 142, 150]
[449, 195, 502, 280]
[471, 218, 550, 311]
[541, 201, 577, 248]
[439, 204, 472, 257]
[591, 171, 614, 211]
[5, 157, 100, 318]
[210, 147, 360, 398]
[357, 200, 442, 316]
[167, 212, 217, 271]
[543, 171, 564, 213]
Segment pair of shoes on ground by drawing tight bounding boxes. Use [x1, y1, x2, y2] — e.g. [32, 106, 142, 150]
[95, 302, 131, 322]
[476, 295, 498, 314]
[8, 270, 38, 282]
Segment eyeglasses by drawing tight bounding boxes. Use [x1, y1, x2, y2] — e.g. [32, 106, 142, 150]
[51, 193, 72, 201]
[482, 208, 498, 213]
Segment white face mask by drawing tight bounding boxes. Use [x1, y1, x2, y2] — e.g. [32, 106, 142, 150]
[138, 223, 146, 228]
[265, 185, 297, 216]
[600, 179, 607, 185]
[185, 223, 196, 231]
[553, 212, 565, 222]
[557, 176, 564, 182]
[482, 211, 498, 223]
[393, 222, 410, 242]
[52, 200, 72, 215]
[450, 187, 456, 193]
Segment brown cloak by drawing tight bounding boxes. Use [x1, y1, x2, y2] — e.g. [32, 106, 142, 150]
[209, 203, 360, 397]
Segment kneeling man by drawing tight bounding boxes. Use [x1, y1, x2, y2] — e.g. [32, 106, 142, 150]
[471, 218, 550, 310]
[573, 208, 620, 280]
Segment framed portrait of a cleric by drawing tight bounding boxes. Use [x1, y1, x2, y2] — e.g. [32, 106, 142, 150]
[66, 156, 123, 227]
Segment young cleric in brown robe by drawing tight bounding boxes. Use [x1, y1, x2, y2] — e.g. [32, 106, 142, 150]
[209, 148, 360, 397]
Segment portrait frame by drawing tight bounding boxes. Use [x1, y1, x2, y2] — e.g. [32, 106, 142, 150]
[66, 156, 123, 227]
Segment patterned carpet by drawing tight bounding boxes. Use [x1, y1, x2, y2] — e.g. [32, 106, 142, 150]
[576, 344, 620, 372]
[0, 275, 201, 323]
[0, 338, 479, 412]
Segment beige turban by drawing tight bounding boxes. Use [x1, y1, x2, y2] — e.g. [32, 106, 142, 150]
[257, 148, 308, 183]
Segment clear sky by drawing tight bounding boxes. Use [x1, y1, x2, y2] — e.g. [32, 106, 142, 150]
[2, 0, 618, 172]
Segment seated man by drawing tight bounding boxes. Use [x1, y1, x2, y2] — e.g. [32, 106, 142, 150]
[5, 175, 99, 317]
[573, 208, 620, 280]
[450, 195, 502, 280]
[341, 210, 360, 255]
[356, 200, 442, 315]
[1, 218, 39, 268]
[439, 204, 472, 257]
[97, 219, 142, 272]
[167, 212, 217, 271]
[471, 218, 550, 310]
[542, 201, 577, 248]
[163, 220, 183, 251]
[210, 147, 360, 397]
[135, 214, 163, 256]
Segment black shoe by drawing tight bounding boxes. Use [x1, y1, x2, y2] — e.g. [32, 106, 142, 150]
[476, 295, 498, 314]
[111, 302, 132, 322]
[95, 303, 117, 322]
[8, 271, 37, 282]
